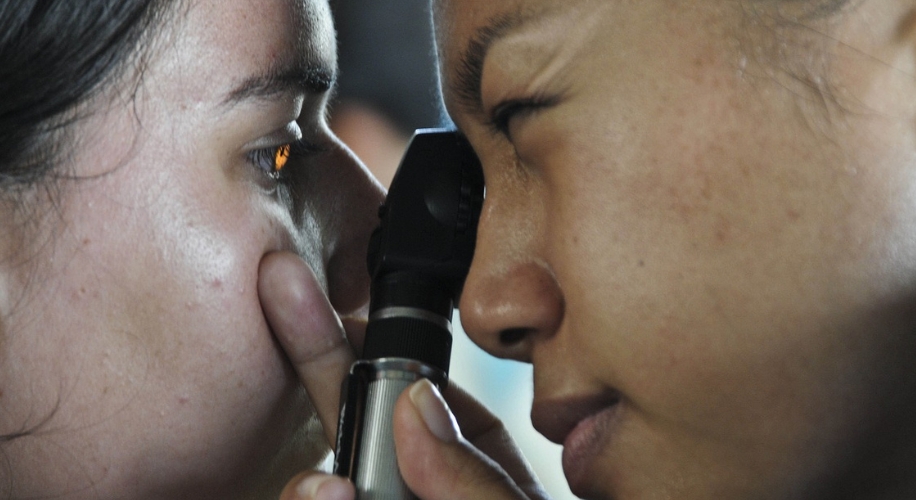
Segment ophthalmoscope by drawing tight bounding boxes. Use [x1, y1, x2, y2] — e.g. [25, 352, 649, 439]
[333, 129, 485, 499]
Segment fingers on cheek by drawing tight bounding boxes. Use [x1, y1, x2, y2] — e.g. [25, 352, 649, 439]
[258, 252, 347, 360]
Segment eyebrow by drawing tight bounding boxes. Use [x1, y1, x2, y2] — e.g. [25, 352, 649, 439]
[452, 12, 529, 114]
[222, 62, 337, 107]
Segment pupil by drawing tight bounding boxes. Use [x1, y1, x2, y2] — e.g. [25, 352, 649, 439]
[274, 144, 291, 171]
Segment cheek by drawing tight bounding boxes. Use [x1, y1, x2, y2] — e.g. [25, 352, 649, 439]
[52, 151, 305, 433]
[0, 154, 319, 493]
[109, 163, 293, 371]
[535, 68, 895, 419]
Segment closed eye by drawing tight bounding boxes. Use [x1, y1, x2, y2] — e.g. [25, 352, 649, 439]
[487, 94, 559, 138]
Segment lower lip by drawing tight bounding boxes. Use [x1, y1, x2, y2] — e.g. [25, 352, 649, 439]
[561, 404, 620, 493]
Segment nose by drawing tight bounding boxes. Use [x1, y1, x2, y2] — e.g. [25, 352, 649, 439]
[458, 185, 565, 363]
[319, 138, 386, 316]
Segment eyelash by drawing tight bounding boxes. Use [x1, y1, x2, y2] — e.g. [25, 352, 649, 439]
[487, 94, 558, 137]
[247, 140, 325, 181]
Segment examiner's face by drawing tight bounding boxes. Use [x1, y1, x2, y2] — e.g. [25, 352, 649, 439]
[0, 0, 382, 497]
[438, 0, 916, 498]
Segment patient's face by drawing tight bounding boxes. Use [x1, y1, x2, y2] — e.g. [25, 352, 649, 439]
[438, 0, 916, 497]
[0, 0, 382, 497]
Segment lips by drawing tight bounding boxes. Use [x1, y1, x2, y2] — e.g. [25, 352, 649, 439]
[531, 391, 620, 444]
[531, 392, 620, 492]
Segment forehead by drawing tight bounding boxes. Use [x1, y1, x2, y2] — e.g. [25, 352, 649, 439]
[432, 0, 579, 109]
[432, 0, 788, 111]
[434, 1, 528, 85]
[433, 0, 537, 63]
[157, 0, 337, 103]
[187, 0, 335, 57]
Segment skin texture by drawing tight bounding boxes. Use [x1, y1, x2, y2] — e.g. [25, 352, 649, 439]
[431, 0, 916, 498]
[286, 1, 916, 499]
[0, 0, 383, 498]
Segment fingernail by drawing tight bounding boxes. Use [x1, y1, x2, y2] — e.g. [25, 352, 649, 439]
[408, 379, 459, 443]
[295, 475, 352, 500]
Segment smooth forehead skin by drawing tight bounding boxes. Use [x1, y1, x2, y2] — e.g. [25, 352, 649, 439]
[0, 0, 382, 497]
[437, 0, 916, 498]
[157, 0, 336, 111]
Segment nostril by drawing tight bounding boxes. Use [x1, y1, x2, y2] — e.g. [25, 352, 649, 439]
[499, 327, 532, 346]
[460, 260, 564, 362]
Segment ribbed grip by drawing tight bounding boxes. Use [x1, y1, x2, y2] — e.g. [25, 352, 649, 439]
[336, 360, 447, 499]
[356, 376, 417, 500]
[361, 317, 452, 374]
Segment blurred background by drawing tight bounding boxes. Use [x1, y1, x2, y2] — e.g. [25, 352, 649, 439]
[329, 1, 576, 498]
[329, 0, 446, 188]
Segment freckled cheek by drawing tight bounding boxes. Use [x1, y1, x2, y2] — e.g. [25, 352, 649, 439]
[179, 228, 257, 311]
[130, 194, 291, 351]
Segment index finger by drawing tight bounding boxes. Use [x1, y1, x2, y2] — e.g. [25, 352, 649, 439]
[258, 251, 357, 446]
[443, 383, 550, 500]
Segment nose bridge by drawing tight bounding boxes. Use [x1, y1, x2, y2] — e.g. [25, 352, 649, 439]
[321, 142, 386, 315]
[459, 170, 564, 361]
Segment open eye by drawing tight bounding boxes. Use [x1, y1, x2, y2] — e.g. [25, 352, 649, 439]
[246, 140, 325, 181]
[248, 144, 292, 180]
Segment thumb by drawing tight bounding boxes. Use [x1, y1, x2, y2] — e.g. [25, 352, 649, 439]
[278, 471, 355, 500]
[393, 380, 530, 500]
[258, 251, 356, 446]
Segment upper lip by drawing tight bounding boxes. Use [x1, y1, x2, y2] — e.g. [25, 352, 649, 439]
[531, 391, 621, 444]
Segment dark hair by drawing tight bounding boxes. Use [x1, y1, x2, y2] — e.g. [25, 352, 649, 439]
[0, 0, 175, 192]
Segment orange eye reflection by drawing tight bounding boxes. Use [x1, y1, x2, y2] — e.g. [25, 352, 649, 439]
[274, 144, 291, 172]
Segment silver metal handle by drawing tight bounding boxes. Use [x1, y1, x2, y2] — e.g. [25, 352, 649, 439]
[336, 359, 447, 500]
